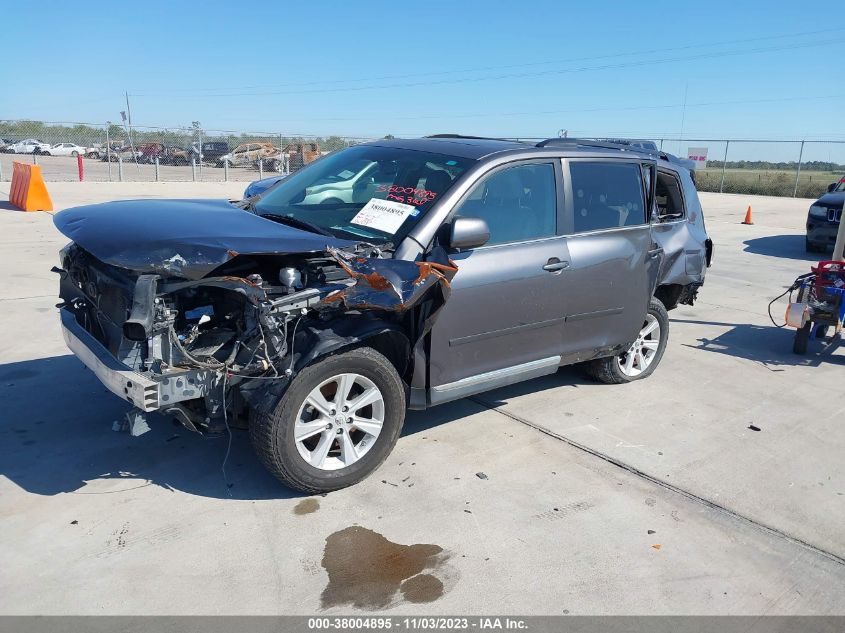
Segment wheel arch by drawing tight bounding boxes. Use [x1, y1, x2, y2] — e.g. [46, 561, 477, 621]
[295, 315, 411, 378]
[240, 315, 412, 416]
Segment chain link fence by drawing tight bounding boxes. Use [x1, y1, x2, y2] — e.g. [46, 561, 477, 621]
[0, 119, 375, 184]
[653, 138, 845, 198]
[2, 119, 844, 198]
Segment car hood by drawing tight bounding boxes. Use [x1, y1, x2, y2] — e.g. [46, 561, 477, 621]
[814, 192, 845, 207]
[53, 198, 355, 279]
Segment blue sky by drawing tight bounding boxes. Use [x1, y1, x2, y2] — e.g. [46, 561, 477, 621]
[2, 1, 843, 160]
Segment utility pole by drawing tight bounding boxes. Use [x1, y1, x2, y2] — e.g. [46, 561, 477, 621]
[678, 83, 688, 155]
[793, 140, 805, 198]
[193, 121, 202, 177]
[125, 91, 132, 127]
[123, 91, 139, 173]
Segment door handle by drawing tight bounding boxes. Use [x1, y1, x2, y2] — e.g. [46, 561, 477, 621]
[543, 259, 570, 272]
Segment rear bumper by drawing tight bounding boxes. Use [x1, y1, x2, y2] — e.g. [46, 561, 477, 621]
[60, 308, 212, 412]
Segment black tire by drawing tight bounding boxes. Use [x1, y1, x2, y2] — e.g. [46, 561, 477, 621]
[793, 322, 810, 354]
[585, 298, 669, 384]
[71, 151, 79, 157]
[250, 347, 406, 493]
[41, 151, 50, 156]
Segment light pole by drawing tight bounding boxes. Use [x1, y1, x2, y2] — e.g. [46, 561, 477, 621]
[192, 121, 202, 177]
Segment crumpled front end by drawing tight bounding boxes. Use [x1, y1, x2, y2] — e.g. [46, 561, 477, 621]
[56, 241, 456, 434]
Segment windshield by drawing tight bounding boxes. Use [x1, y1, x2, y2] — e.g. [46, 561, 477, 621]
[834, 180, 845, 193]
[254, 145, 473, 243]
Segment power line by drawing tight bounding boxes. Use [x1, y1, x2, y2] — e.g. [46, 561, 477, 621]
[251, 93, 844, 124]
[130, 39, 840, 98]
[130, 27, 845, 95]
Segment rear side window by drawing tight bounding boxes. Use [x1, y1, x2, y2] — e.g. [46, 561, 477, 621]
[454, 163, 557, 246]
[570, 161, 645, 233]
[655, 170, 686, 221]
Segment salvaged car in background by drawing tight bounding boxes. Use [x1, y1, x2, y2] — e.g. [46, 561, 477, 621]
[263, 141, 322, 172]
[42, 143, 87, 157]
[220, 141, 278, 167]
[53, 136, 710, 493]
[137, 142, 167, 164]
[101, 146, 141, 162]
[200, 141, 230, 165]
[6, 138, 51, 154]
[806, 176, 844, 252]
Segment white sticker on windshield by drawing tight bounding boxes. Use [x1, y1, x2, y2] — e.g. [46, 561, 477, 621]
[350, 198, 417, 234]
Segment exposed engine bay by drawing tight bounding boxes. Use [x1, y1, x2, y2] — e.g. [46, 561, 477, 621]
[56, 241, 457, 435]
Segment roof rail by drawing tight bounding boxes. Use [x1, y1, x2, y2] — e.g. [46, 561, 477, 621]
[425, 134, 524, 142]
[536, 138, 673, 162]
[535, 138, 638, 151]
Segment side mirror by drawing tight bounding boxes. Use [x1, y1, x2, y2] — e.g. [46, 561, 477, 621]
[449, 217, 490, 250]
[828, 183, 836, 193]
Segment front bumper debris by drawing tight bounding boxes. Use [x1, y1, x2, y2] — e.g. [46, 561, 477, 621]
[60, 307, 216, 413]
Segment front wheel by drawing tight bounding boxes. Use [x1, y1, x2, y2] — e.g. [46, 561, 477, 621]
[250, 347, 406, 493]
[585, 298, 669, 384]
[793, 322, 811, 355]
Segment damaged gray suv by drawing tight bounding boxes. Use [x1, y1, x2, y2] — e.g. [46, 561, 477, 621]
[54, 136, 711, 493]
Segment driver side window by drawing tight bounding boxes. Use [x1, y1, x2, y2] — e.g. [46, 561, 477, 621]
[453, 163, 557, 246]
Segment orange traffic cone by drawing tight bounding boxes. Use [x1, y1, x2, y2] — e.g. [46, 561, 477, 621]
[741, 206, 753, 225]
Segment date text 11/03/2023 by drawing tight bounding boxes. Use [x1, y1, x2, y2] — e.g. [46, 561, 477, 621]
[307, 616, 528, 630]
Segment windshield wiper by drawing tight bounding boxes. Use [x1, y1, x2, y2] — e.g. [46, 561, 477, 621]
[259, 212, 335, 237]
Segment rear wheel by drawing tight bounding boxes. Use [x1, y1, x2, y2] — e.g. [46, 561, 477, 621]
[250, 347, 406, 493]
[585, 298, 669, 384]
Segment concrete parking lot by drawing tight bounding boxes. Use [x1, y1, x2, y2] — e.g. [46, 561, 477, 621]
[0, 182, 843, 615]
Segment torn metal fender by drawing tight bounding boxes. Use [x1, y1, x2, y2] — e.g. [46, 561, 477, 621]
[239, 315, 410, 415]
[321, 246, 458, 312]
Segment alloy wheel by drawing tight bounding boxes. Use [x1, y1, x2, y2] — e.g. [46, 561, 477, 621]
[617, 314, 661, 377]
[294, 373, 385, 471]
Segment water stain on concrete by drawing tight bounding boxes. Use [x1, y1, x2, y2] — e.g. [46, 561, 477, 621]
[294, 498, 320, 515]
[321, 526, 448, 610]
[399, 573, 444, 603]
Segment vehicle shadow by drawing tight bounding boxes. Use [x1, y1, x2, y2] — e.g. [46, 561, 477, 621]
[743, 235, 831, 261]
[0, 353, 520, 500]
[0, 354, 303, 500]
[670, 317, 844, 368]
